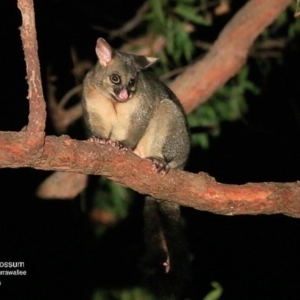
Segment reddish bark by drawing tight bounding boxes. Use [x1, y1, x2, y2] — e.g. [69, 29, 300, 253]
[17, 0, 46, 151]
[1, 133, 300, 217]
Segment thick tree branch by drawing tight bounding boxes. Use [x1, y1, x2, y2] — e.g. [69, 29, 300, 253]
[170, 0, 292, 113]
[1, 133, 300, 218]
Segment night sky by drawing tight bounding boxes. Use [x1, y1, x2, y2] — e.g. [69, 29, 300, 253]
[1, 1, 300, 299]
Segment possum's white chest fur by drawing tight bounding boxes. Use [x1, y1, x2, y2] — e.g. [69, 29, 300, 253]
[84, 86, 138, 141]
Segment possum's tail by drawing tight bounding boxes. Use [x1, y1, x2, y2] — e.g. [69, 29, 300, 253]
[142, 196, 190, 300]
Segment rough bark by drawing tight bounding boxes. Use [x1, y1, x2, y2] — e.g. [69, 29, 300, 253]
[1, 133, 300, 218]
[17, 0, 46, 143]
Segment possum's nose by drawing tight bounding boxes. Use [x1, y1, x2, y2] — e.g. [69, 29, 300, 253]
[118, 87, 129, 101]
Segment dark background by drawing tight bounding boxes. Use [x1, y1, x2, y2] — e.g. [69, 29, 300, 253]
[1, 0, 300, 299]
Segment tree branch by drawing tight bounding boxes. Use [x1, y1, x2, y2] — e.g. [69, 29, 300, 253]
[170, 0, 292, 113]
[17, 0, 45, 153]
[1, 134, 300, 218]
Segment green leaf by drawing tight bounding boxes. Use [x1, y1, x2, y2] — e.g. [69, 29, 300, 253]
[149, 0, 165, 26]
[174, 5, 211, 25]
[166, 19, 176, 55]
[171, 21, 194, 62]
[182, 32, 194, 61]
[191, 133, 210, 149]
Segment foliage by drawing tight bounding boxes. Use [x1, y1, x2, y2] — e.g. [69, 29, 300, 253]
[188, 65, 260, 148]
[147, 0, 211, 67]
[203, 282, 223, 300]
[91, 281, 222, 300]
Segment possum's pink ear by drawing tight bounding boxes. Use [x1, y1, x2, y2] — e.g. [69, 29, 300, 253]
[95, 38, 114, 66]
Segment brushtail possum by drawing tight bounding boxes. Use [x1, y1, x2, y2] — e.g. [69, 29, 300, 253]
[82, 38, 190, 299]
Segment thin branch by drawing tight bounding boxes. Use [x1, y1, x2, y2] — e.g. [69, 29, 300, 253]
[46, 56, 91, 133]
[160, 66, 187, 81]
[47, 80, 83, 133]
[92, 1, 149, 39]
[59, 85, 82, 108]
[17, 0, 46, 137]
[109, 1, 149, 39]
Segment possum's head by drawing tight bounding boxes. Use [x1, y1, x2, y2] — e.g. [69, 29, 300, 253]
[93, 38, 157, 102]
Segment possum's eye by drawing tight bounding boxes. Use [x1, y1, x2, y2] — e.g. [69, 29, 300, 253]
[128, 78, 135, 88]
[110, 74, 121, 85]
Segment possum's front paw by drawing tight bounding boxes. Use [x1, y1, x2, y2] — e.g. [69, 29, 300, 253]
[88, 136, 107, 145]
[88, 136, 129, 152]
[146, 157, 170, 175]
